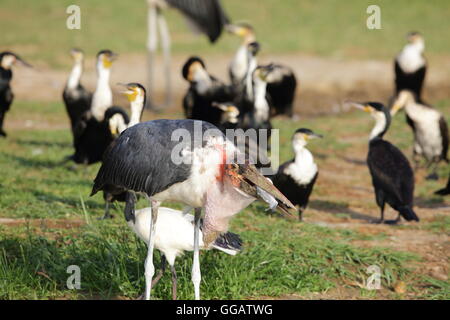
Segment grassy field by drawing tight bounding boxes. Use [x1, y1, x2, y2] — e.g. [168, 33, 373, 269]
[0, 99, 448, 300]
[1, 0, 450, 67]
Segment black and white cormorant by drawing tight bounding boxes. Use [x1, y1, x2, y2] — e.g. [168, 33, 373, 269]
[434, 174, 450, 196]
[145, 0, 229, 108]
[227, 24, 297, 117]
[271, 128, 322, 220]
[394, 32, 426, 100]
[128, 207, 242, 300]
[211, 102, 240, 132]
[391, 90, 449, 179]
[91, 119, 295, 299]
[72, 50, 127, 165]
[0, 51, 32, 137]
[351, 101, 419, 224]
[226, 23, 256, 88]
[101, 83, 146, 220]
[182, 56, 234, 126]
[62, 48, 92, 146]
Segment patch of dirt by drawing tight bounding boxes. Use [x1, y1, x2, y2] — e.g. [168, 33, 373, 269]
[0, 217, 85, 229]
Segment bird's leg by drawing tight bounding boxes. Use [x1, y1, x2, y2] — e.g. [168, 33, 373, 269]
[144, 198, 159, 300]
[426, 159, 439, 180]
[146, 0, 158, 110]
[0, 113, 6, 137]
[157, 10, 172, 108]
[170, 264, 177, 300]
[151, 254, 166, 287]
[124, 191, 137, 223]
[377, 202, 385, 224]
[192, 208, 202, 300]
[99, 193, 113, 220]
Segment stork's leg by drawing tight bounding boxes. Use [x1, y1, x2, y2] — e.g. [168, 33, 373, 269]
[192, 208, 202, 300]
[0, 112, 7, 137]
[426, 159, 439, 180]
[146, 1, 159, 110]
[157, 10, 172, 108]
[144, 198, 159, 300]
[170, 264, 177, 300]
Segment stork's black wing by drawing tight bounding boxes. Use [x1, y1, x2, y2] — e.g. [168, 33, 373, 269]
[166, 0, 229, 42]
[92, 119, 220, 197]
[367, 139, 414, 206]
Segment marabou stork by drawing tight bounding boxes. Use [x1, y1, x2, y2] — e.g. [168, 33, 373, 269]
[145, 0, 229, 109]
[91, 119, 295, 299]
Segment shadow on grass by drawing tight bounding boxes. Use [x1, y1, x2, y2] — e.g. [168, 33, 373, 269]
[15, 139, 71, 149]
[29, 189, 104, 210]
[309, 199, 376, 222]
[339, 156, 367, 166]
[0, 152, 61, 169]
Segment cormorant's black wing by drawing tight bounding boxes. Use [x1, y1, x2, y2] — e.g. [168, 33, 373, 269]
[367, 139, 414, 206]
[166, 0, 230, 42]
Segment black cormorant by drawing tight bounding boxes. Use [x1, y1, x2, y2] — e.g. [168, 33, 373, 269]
[62, 48, 92, 147]
[351, 101, 419, 224]
[271, 128, 322, 220]
[72, 50, 126, 164]
[391, 90, 448, 179]
[0, 52, 31, 137]
[182, 56, 234, 126]
[394, 32, 426, 100]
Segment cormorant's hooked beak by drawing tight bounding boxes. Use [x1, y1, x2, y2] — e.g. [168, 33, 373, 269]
[226, 163, 297, 218]
[347, 101, 372, 113]
[14, 55, 32, 68]
[390, 104, 403, 116]
[117, 82, 136, 101]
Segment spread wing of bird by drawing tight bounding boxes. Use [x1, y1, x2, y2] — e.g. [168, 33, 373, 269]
[166, 0, 230, 42]
[367, 139, 414, 205]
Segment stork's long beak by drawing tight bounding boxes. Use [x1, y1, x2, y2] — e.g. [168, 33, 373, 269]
[231, 163, 297, 218]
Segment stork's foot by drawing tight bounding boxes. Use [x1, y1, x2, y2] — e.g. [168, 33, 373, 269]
[426, 173, 439, 181]
[0, 130, 7, 138]
[373, 219, 384, 224]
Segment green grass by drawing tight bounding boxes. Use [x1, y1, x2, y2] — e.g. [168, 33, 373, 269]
[0, 98, 449, 299]
[1, 0, 450, 67]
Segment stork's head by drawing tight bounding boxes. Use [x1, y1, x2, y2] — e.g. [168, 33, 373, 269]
[223, 162, 296, 218]
[0, 51, 32, 70]
[96, 49, 117, 69]
[70, 48, 84, 63]
[226, 23, 255, 43]
[212, 102, 240, 124]
[390, 90, 416, 116]
[292, 128, 323, 149]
